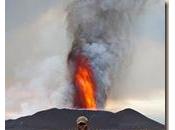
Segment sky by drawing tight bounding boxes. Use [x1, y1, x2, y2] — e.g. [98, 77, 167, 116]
[6, 0, 165, 123]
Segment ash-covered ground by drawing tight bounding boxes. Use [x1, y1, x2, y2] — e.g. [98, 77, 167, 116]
[6, 108, 165, 130]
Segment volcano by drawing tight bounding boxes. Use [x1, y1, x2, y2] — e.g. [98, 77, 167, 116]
[6, 108, 165, 130]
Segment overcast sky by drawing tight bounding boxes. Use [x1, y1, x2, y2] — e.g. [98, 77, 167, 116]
[6, 0, 165, 124]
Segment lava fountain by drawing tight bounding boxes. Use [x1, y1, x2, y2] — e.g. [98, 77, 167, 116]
[73, 54, 97, 109]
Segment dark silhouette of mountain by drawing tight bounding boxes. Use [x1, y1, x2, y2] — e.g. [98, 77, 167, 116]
[6, 108, 165, 130]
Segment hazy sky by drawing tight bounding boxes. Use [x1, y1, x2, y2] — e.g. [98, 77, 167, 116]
[6, 0, 165, 123]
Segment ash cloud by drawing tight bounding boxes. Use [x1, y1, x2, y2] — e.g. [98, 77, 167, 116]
[67, 0, 149, 108]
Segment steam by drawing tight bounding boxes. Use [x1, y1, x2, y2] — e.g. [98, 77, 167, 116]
[67, 0, 147, 108]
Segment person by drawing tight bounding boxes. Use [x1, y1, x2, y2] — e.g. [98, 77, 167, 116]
[76, 116, 88, 130]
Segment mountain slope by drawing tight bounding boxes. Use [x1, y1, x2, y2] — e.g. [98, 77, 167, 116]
[6, 108, 165, 130]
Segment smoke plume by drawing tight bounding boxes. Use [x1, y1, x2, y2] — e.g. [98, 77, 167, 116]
[66, 0, 146, 109]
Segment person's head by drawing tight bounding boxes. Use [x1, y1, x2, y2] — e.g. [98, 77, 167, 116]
[76, 116, 88, 130]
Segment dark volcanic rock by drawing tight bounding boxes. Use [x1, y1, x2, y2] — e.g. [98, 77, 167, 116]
[6, 108, 165, 130]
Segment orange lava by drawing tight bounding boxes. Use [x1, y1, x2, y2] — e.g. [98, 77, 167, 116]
[73, 54, 97, 109]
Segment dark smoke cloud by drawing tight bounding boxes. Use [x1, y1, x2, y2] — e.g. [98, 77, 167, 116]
[67, 0, 148, 108]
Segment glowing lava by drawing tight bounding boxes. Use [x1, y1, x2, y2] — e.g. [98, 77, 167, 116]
[73, 54, 97, 109]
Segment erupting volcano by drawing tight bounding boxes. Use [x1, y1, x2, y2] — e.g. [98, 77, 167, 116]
[73, 54, 97, 109]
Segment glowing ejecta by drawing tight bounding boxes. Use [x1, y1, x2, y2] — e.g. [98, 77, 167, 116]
[73, 54, 97, 109]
